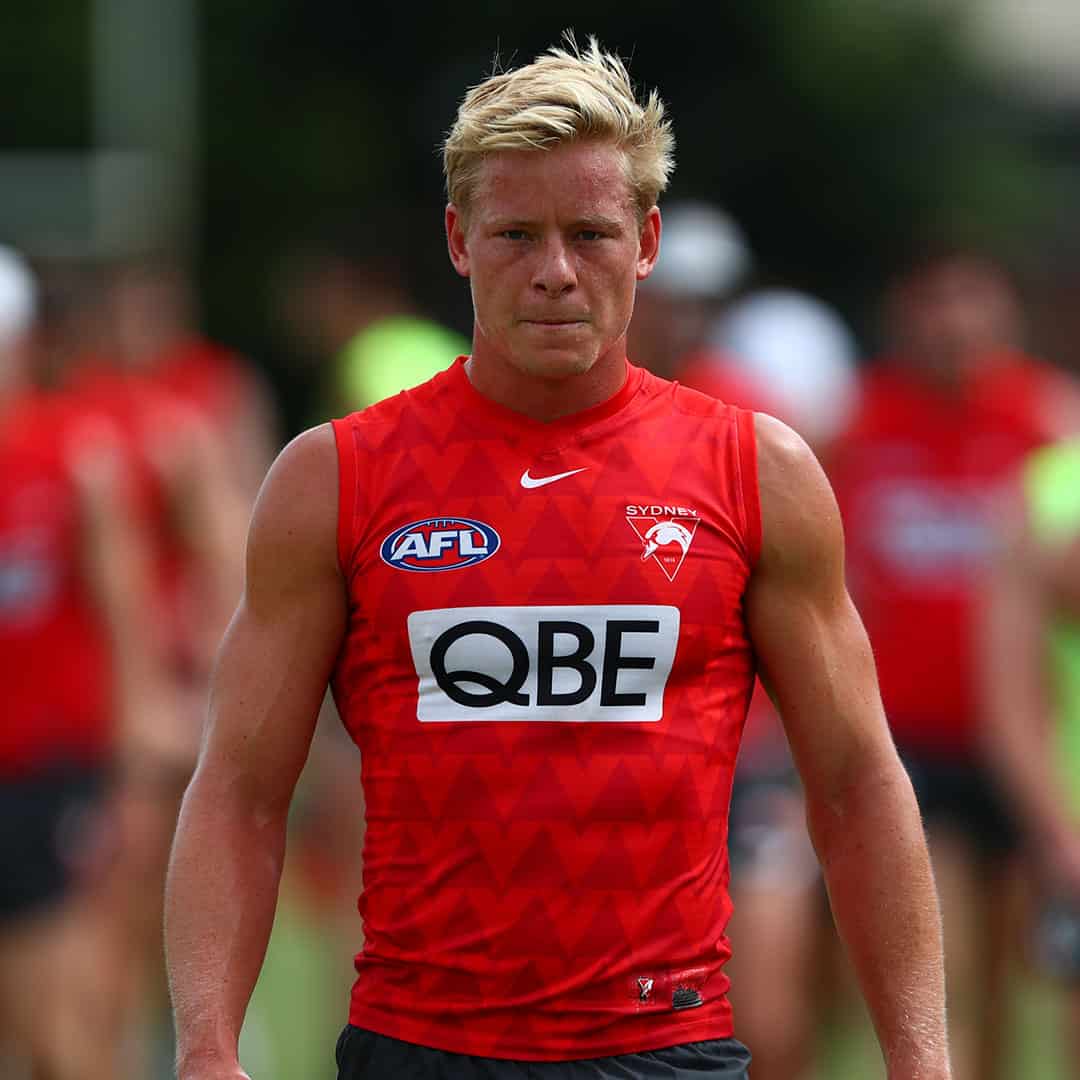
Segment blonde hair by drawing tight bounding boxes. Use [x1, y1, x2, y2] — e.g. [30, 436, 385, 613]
[443, 33, 675, 222]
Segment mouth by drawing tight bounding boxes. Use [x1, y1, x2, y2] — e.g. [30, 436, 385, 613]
[520, 318, 589, 328]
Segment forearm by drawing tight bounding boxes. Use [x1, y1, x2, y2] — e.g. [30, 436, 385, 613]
[809, 754, 950, 1080]
[165, 769, 289, 1077]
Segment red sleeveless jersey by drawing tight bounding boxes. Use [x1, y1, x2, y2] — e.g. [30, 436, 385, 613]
[330, 358, 760, 1059]
[0, 394, 114, 777]
[830, 354, 1072, 755]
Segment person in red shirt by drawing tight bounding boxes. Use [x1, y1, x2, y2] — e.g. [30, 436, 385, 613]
[0, 247, 169, 1079]
[102, 258, 277, 503]
[53, 261, 256, 1074]
[165, 36, 951, 1080]
[830, 243, 1080, 1080]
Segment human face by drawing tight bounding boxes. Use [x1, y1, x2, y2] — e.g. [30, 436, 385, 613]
[889, 257, 1021, 381]
[446, 140, 660, 386]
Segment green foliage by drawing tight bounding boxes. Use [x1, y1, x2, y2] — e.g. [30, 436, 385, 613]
[0, 0, 91, 147]
[1, 0, 1071, 429]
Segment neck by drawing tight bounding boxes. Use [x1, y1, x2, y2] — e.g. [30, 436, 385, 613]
[465, 340, 629, 423]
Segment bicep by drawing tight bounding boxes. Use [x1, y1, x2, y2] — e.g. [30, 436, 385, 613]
[748, 573, 889, 796]
[193, 425, 347, 813]
[746, 414, 896, 804]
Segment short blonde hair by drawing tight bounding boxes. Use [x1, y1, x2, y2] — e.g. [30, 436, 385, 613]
[443, 34, 675, 222]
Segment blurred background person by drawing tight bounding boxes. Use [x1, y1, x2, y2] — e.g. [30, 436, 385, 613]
[27, 253, 257, 1075]
[0, 245, 174, 1078]
[104, 257, 278, 502]
[711, 286, 859, 460]
[982, 435, 1080, 1078]
[58, 258, 246, 705]
[627, 198, 780, 412]
[710, 284, 861, 1080]
[828, 239, 1080, 1080]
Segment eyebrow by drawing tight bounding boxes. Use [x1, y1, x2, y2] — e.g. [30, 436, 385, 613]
[486, 216, 625, 233]
[571, 216, 624, 233]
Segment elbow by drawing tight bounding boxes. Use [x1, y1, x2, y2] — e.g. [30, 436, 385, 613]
[804, 746, 920, 865]
[180, 758, 292, 836]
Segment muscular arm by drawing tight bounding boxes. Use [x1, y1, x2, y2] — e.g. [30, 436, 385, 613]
[745, 414, 950, 1080]
[164, 424, 346, 1079]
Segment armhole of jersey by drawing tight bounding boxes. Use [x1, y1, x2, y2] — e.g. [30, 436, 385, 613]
[331, 417, 358, 580]
[734, 407, 762, 568]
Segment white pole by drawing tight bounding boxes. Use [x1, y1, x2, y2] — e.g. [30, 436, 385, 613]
[92, 0, 199, 256]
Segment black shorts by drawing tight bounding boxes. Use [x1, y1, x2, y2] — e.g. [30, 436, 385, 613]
[727, 763, 819, 889]
[0, 762, 107, 924]
[336, 1026, 752, 1079]
[897, 746, 1018, 862]
[1031, 892, 1080, 985]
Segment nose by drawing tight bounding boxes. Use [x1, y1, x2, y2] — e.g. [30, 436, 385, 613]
[531, 236, 577, 297]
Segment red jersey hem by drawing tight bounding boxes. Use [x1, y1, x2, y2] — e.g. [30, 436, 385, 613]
[347, 1003, 734, 1062]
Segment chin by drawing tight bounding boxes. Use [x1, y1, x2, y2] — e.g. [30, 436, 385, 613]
[513, 350, 598, 381]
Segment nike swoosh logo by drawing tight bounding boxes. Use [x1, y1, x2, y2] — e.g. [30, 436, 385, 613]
[520, 467, 589, 489]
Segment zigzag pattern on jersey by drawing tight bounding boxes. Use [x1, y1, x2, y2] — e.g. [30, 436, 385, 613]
[330, 360, 758, 1060]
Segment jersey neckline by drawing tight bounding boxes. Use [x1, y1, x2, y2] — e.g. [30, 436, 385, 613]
[446, 355, 645, 446]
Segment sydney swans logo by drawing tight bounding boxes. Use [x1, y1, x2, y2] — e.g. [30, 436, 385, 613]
[626, 504, 700, 581]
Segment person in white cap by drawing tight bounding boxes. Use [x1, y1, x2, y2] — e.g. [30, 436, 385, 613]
[711, 287, 859, 457]
[0, 245, 37, 391]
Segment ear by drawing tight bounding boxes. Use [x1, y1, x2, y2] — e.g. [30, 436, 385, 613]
[446, 204, 471, 278]
[636, 206, 661, 282]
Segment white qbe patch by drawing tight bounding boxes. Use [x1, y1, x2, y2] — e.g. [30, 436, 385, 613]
[407, 604, 680, 722]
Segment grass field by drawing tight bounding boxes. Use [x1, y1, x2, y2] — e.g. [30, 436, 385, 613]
[818, 979, 1067, 1079]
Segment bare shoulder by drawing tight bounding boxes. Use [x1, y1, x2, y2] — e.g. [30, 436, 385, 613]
[253, 423, 337, 518]
[246, 423, 340, 598]
[752, 411, 843, 579]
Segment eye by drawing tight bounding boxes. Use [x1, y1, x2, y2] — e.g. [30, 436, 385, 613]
[500, 229, 529, 241]
[576, 230, 604, 241]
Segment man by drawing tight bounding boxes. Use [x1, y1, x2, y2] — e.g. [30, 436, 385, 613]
[165, 37, 950, 1080]
[982, 437, 1080, 1074]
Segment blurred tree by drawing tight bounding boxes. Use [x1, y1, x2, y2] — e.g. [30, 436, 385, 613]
[0, 0, 90, 148]
[1, 0, 1072, 434]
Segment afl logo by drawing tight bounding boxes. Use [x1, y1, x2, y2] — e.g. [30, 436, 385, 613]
[381, 517, 501, 572]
